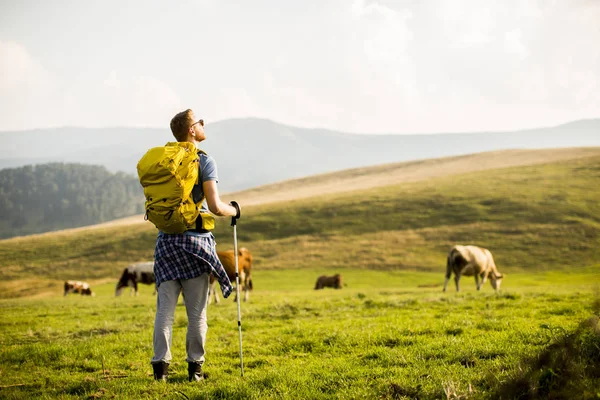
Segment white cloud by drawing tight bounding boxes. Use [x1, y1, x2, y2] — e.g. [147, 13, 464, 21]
[436, 1, 495, 48]
[504, 29, 528, 59]
[199, 86, 261, 122]
[103, 70, 119, 88]
[62, 71, 183, 128]
[0, 41, 53, 92]
[350, 0, 413, 63]
[0, 1, 598, 133]
[341, 0, 419, 118]
[351, 0, 397, 19]
[0, 50, 182, 130]
[0, 41, 58, 130]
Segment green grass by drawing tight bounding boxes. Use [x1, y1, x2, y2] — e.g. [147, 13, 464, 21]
[1, 154, 599, 398]
[0, 270, 599, 399]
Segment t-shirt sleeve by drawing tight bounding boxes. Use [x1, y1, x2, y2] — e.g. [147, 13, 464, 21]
[191, 154, 219, 205]
[200, 154, 219, 183]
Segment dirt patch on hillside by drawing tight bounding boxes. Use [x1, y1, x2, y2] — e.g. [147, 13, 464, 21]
[228, 147, 600, 206]
[2, 215, 152, 243]
[0, 279, 63, 299]
[0, 278, 117, 299]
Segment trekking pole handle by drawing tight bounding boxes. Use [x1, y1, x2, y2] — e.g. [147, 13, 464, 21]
[230, 201, 240, 226]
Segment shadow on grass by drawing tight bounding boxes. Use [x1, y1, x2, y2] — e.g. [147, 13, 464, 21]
[488, 298, 600, 399]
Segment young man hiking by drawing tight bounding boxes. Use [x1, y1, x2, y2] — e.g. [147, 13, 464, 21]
[149, 109, 240, 382]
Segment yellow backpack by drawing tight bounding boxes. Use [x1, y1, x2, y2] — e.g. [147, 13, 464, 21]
[137, 141, 214, 234]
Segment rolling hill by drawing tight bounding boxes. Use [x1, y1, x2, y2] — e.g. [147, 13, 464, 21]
[227, 147, 600, 207]
[0, 147, 598, 298]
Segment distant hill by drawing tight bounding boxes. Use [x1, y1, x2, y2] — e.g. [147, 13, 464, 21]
[1, 118, 598, 192]
[0, 163, 144, 239]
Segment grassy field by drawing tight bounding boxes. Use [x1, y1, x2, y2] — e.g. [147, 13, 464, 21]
[0, 153, 598, 298]
[0, 270, 599, 399]
[0, 151, 599, 398]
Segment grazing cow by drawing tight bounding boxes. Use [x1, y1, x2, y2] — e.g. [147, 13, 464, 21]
[314, 274, 343, 290]
[64, 280, 95, 296]
[115, 261, 155, 296]
[209, 247, 253, 304]
[443, 245, 504, 292]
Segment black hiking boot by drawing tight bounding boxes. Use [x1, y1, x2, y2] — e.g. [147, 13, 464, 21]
[188, 362, 204, 382]
[152, 361, 169, 381]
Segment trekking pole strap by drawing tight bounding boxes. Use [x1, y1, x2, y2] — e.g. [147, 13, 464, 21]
[230, 201, 240, 226]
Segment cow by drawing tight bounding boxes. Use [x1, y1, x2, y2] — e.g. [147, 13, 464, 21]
[209, 247, 253, 304]
[443, 245, 504, 292]
[314, 274, 343, 290]
[64, 280, 95, 296]
[115, 261, 155, 296]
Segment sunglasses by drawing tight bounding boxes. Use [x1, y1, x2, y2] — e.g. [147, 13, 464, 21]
[191, 119, 204, 128]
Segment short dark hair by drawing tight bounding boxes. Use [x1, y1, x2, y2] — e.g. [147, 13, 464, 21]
[170, 109, 194, 141]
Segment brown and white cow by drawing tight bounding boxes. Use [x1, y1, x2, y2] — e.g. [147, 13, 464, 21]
[209, 247, 253, 304]
[443, 245, 503, 292]
[314, 274, 343, 290]
[64, 280, 95, 296]
[115, 261, 155, 296]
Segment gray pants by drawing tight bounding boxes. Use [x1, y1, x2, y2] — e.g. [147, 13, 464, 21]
[151, 274, 210, 365]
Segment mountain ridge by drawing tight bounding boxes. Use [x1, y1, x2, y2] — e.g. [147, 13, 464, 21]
[1, 118, 598, 192]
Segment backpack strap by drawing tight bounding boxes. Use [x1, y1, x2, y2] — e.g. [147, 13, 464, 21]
[196, 149, 207, 184]
[188, 149, 211, 233]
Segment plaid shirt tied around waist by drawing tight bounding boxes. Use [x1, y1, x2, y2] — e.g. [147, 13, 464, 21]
[154, 232, 233, 298]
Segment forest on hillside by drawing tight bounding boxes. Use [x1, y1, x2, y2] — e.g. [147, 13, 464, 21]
[0, 163, 144, 239]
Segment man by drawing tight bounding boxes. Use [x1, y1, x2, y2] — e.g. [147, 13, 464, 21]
[151, 109, 241, 382]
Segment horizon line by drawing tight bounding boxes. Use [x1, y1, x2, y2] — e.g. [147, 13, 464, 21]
[0, 116, 598, 136]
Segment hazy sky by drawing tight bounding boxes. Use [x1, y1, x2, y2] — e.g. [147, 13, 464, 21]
[1, 0, 599, 134]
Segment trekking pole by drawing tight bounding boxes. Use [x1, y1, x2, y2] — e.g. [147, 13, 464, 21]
[230, 201, 244, 376]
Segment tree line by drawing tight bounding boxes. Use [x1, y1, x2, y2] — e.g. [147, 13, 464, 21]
[0, 163, 145, 239]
